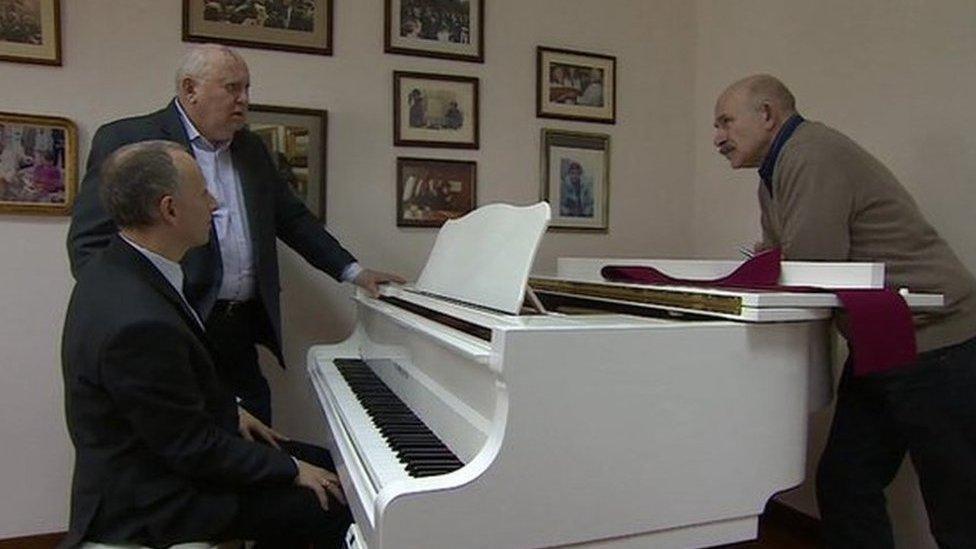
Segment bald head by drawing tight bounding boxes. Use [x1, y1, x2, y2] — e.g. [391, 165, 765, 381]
[713, 74, 799, 169]
[721, 74, 797, 116]
[176, 44, 250, 143]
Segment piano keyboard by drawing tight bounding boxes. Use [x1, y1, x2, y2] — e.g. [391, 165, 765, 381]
[334, 359, 465, 479]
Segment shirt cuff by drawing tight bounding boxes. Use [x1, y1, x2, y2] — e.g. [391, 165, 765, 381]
[341, 262, 363, 283]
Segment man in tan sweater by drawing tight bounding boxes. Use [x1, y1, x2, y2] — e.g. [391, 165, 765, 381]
[713, 74, 976, 548]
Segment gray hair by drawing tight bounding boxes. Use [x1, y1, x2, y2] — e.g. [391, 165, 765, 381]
[174, 44, 244, 92]
[99, 140, 187, 228]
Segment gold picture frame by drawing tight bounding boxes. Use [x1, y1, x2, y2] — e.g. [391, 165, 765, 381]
[0, 111, 77, 216]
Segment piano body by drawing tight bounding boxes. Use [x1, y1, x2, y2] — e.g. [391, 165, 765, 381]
[307, 203, 940, 548]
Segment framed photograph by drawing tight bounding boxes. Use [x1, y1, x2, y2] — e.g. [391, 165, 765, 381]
[248, 104, 327, 220]
[182, 0, 333, 55]
[385, 0, 484, 62]
[540, 129, 610, 232]
[0, 111, 77, 216]
[0, 0, 61, 66]
[394, 71, 479, 149]
[397, 157, 476, 227]
[537, 46, 616, 124]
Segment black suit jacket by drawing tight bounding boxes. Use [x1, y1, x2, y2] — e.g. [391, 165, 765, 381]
[60, 236, 297, 548]
[67, 100, 356, 362]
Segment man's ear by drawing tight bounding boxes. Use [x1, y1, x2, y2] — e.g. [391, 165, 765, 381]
[180, 78, 197, 104]
[760, 102, 776, 130]
[158, 195, 178, 225]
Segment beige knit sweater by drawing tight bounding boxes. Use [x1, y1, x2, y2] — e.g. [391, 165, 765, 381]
[759, 121, 976, 353]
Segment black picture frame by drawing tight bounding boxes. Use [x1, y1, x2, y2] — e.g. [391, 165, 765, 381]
[394, 71, 480, 149]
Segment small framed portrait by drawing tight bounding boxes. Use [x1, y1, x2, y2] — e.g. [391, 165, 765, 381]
[537, 46, 617, 124]
[394, 71, 479, 149]
[540, 129, 610, 232]
[0, 111, 77, 216]
[182, 0, 333, 55]
[0, 0, 61, 66]
[248, 104, 327, 220]
[397, 157, 476, 227]
[385, 0, 483, 63]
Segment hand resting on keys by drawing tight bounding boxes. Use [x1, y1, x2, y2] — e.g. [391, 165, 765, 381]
[353, 268, 407, 297]
[295, 459, 348, 510]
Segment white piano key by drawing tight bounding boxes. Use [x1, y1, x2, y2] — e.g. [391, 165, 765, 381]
[318, 359, 412, 489]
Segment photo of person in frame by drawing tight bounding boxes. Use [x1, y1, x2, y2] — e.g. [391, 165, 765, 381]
[0, 122, 66, 204]
[0, 0, 42, 45]
[549, 63, 605, 107]
[558, 158, 594, 218]
[202, 0, 316, 33]
[398, 0, 471, 44]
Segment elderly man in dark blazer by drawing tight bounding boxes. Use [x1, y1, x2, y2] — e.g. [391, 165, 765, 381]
[61, 141, 350, 548]
[67, 44, 402, 425]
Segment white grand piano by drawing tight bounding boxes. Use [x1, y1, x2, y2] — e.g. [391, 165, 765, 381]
[307, 202, 940, 548]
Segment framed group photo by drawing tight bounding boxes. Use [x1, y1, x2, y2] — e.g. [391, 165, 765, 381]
[540, 129, 610, 232]
[396, 157, 476, 227]
[394, 71, 479, 149]
[385, 0, 484, 62]
[537, 46, 617, 124]
[0, 111, 77, 215]
[183, 0, 333, 55]
[248, 104, 328, 220]
[0, 0, 61, 65]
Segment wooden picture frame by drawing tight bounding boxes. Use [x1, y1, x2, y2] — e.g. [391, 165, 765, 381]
[0, 0, 61, 66]
[537, 46, 617, 124]
[540, 128, 610, 232]
[182, 0, 333, 56]
[0, 111, 77, 215]
[248, 104, 328, 220]
[384, 0, 484, 63]
[397, 157, 476, 227]
[394, 70, 479, 149]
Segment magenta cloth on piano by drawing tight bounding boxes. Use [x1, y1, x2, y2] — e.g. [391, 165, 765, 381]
[600, 248, 917, 376]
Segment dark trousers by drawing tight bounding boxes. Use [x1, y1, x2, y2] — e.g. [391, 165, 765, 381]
[816, 335, 976, 548]
[222, 440, 353, 548]
[206, 300, 274, 425]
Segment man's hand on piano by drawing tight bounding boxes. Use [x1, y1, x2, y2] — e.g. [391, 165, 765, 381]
[238, 406, 289, 449]
[352, 268, 407, 297]
[295, 460, 347, 511]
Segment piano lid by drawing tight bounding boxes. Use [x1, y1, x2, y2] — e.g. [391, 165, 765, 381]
[414, 202, 551, 315]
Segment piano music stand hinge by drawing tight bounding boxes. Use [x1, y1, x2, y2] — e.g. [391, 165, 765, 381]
[524, 285, 549, 314]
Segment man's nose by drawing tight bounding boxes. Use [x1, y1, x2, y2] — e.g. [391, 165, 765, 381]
[713, 129, 726, 148]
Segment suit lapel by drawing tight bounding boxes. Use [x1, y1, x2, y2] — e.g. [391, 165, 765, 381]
[159, 99, 194, 152]
[112, 237, 212, 346]
[229, 137, 264, 250]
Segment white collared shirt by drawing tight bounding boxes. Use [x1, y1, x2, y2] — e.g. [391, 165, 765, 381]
[175, 99, 256, 302]
[174, 99, 361, 289]
[120, 234, 204, 329]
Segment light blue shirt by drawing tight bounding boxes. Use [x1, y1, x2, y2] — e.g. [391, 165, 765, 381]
[120, 234, 204, 329]
[174, 100, 361, 293]
[175, 99, 256, 301]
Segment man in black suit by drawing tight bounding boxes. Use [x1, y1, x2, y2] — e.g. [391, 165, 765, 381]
[62, 141, 350, 548]
[68, 44, 402, 425]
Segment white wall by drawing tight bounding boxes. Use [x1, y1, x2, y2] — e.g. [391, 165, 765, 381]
[0, 0, 696, 537]
[691, 1, 976, 547]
